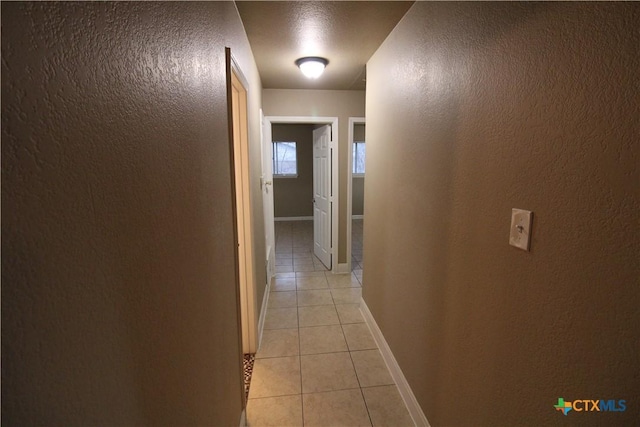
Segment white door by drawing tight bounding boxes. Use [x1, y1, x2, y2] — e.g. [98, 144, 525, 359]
[261, 112, 276, 280]
[313, 125, 332, 268]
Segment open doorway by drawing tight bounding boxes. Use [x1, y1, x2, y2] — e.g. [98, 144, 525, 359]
[347, 117, 365, 282]
[263, 116, 339, 273]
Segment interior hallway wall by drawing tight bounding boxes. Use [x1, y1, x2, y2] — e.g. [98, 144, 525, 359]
[263, 89, 366, 265]
[352, 178, 365, 216]
[1, 2, 263, 425]
[365, 2, 639, 425]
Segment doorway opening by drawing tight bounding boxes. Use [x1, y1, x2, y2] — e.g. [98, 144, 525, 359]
[347, 117, 365, 278]
[263, 116, 339, 272]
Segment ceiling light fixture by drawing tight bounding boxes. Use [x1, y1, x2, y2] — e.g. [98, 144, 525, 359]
[295, 57, 329, 79]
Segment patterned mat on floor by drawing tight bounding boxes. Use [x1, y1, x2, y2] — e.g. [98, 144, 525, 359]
[243, 353, 255, 399]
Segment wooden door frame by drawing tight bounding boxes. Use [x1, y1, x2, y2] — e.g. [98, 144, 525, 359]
[346, 117, 366, 273]
[227, 50, 258, 361]
[264, 116, 339, 272]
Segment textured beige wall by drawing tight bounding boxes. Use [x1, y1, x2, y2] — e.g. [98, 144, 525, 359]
[272, 124, 315, 217]
[354, 123, 366, 142]
[263, 89, 366, 264]
[365, 2, 639, 425]
[352, 178, 365, 216]
[1, 2, 263, 425]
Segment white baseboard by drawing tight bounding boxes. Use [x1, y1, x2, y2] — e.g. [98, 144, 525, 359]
[335, 263, 350, 274]
[239, 409, 246, 427]
[257, 279, 270, 349]
[352, 215, 364, 220]
[274, 216, 313, 221]
[360, 299, 430, 427]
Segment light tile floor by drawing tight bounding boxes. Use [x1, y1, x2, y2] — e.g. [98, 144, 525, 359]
[246, 221, 413, 427]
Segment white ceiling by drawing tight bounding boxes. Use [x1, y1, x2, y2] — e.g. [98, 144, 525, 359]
[236, 1, 414, 90]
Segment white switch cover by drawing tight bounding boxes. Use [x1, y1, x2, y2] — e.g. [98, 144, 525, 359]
[509, 209, 533, 251]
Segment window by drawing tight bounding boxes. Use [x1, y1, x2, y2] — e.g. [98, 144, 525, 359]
[273, 141, 297, 177]
[353, 141, 366, 176]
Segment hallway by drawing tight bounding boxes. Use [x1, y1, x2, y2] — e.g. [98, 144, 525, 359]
[246, 221, 413, 426]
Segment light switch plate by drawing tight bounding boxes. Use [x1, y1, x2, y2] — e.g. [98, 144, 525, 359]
[509, 209, 533, 251]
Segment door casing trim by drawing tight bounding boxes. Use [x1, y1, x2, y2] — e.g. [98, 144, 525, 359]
[346, 117, 366, 273]
[229, 55, 258, 355]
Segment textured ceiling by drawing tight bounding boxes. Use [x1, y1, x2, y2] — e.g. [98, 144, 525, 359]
[236, 1, 414, 90]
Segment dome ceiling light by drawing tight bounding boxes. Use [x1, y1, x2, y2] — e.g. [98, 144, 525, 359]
[295, 57, 329, 79]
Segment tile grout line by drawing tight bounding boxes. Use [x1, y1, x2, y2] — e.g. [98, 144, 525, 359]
[348, 347, 375, 427]
[297, 261, 305, 426]
[342, 318, 375, 427]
